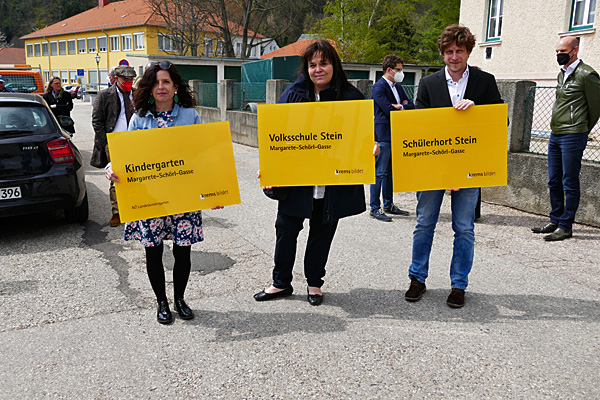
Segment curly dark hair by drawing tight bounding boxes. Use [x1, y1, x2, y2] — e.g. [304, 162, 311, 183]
[301, 40, 352, 101]
[133, 62, 196, 116]
[437, 24, 476, 54]
[382, 55, 404, 72]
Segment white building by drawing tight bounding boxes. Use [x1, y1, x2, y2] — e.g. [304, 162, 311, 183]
[460, 0, 599, 85]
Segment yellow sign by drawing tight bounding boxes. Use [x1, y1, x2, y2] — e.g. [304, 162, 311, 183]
[391, 104, 508, 192]
[107, 121, 241, 223]
[257, 100, 375, 186]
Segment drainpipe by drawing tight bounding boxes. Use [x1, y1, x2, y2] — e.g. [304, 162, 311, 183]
[102, 29, 110, 72]
[43, 36, 52, 79]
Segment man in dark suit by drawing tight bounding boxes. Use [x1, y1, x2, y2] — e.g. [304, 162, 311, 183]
[404, 24, 503, 308]
[91, 65, 136, 227]
[369, 54, 415, 222]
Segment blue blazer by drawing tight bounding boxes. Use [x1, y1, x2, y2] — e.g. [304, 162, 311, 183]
[372, 77, 415, 142]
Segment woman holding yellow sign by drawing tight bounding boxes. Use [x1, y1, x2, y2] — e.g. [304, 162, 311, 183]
[254, 40, 368, 306]
[106, 61, 221, 325]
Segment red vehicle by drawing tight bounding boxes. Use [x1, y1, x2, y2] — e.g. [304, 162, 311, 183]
[64, 85, 82, 99]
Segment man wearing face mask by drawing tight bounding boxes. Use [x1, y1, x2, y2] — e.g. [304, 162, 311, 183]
[532, 36, 600, 241]
[369, 54, 415, 221]
[91, 65, 137, 227]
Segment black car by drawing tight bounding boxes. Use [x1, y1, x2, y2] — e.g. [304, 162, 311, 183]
[0, 93, 88, 222]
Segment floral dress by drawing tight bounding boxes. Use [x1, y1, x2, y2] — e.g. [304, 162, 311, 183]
[123, 111, 204, 247]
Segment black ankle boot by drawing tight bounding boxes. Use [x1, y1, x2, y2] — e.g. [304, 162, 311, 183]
[157, 300, 173, 324]
[174, 298, 194, 320]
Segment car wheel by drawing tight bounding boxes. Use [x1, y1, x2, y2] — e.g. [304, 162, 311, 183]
[64, 192, 89, 223]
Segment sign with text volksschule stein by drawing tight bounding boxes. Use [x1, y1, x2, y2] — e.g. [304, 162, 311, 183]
[391, 103, 508, 192]
[107, 121, 240, 223]
[257, 100, 375, 187]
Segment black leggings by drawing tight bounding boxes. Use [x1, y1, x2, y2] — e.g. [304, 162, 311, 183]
[144, 243, 191, 301]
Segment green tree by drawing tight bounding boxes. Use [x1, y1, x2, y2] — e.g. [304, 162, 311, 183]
[412, 0, 460, 65]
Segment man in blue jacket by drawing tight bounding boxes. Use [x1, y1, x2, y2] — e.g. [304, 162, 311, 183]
[370, 54, 414, 221]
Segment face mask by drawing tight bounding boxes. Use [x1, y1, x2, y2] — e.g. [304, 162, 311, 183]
[394, 70, 405, 83]
[557, 48, 574, 66]
[120, 81, 133, 92]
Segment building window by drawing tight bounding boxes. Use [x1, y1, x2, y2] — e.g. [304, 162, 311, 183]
[59, 40, 67, 55]
[34, 43, 41, 57]
[251, 45, 257, 58]
[42, 42, 49, 56]
[68, 40, 76, 55]
[121, 34, 132, 51]
[69, 70, 77, 84]
[487, 0, 503, 41]
[60, 70, 68, 84]
[133, 32, 144, 50]
[158, 34, 175, 51]
[571, 0, 596, 30]
[217, 40, 224, 56]
[110, 35, 119, 51]
[77, 38, 86, 54]
[98, 36, 107, 52]
[44, 70, 51, 82]
[51, 41, 58, 56]
[235, 42, 241, 57]
[204, 38, 214, 56]
[27, 44, 33, 57]
[87, 37, 96, 53]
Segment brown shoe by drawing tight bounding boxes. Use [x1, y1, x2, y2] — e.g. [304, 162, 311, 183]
[109, 213, 121, 227]
[405, 278, 426, 302]
[447, 288, 465, 308]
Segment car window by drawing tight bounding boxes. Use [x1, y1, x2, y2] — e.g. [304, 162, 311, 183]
[0, 105, 55, 135]
[1, 75, 38, 93]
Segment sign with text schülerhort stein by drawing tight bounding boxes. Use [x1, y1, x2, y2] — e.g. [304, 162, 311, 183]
[107, 121, 240, 223]
[257, 100, 375, 187]
[391, 103, 508, 192]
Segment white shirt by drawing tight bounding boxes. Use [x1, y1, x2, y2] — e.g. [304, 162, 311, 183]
[445, 65, 470, 106]
[561, 58, 581, 86]
[383, 76, 401, 104]
[112, 88, 133, 133]
[313, 93, 325, 199]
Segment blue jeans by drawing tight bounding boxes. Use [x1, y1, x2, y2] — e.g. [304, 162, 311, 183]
[370, 141, 393, 211]
[408, 188, 479, 290]
[548, 132, 588, 232]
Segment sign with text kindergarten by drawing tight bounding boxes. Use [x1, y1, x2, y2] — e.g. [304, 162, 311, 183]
[107, 121, 240, 223]
[391, 103, 508, 192]
[257, 100, 375, 187]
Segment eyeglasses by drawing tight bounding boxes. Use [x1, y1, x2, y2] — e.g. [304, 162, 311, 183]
[145, 61, 172, 70]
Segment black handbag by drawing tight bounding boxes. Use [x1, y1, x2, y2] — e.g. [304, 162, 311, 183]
[263, 187, 290, 201]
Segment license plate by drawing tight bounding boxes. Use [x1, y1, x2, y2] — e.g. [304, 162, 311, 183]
[0, 187, 22, 200]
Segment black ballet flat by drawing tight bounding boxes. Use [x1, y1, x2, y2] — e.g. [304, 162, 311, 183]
[307, 287, 323, 306]
[253, 286, 293, 301]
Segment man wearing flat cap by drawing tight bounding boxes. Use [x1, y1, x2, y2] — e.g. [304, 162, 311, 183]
[91, 65, 136, 227]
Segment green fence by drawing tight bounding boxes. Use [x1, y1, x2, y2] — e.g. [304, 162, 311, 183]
[365, 84, 418, 102]
[522, 86, 600, 163]
[232, 82, 266, 112]
[198, 83, 218, 108]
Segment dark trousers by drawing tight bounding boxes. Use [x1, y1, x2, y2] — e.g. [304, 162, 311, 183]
[548, 132, 588, 232]
[273, 199, 339, 289]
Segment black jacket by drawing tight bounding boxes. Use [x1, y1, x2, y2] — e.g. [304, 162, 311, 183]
[275, 75, 366, 221]
[43, 90, 73, 117]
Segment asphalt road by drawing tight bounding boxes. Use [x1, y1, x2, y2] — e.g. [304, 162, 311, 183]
[1, 101, 599, 399]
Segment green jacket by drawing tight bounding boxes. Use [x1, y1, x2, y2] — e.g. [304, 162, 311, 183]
[550, 60, 600, 135]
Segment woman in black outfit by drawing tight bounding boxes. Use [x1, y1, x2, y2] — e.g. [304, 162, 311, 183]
[254, 40, 373, 306]
[43, 76, 74, 133]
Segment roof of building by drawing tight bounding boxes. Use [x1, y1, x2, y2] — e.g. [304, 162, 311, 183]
[21, 0, 263, 40]
[0, 48, 26, 64]
[261, 39, 336, 59]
